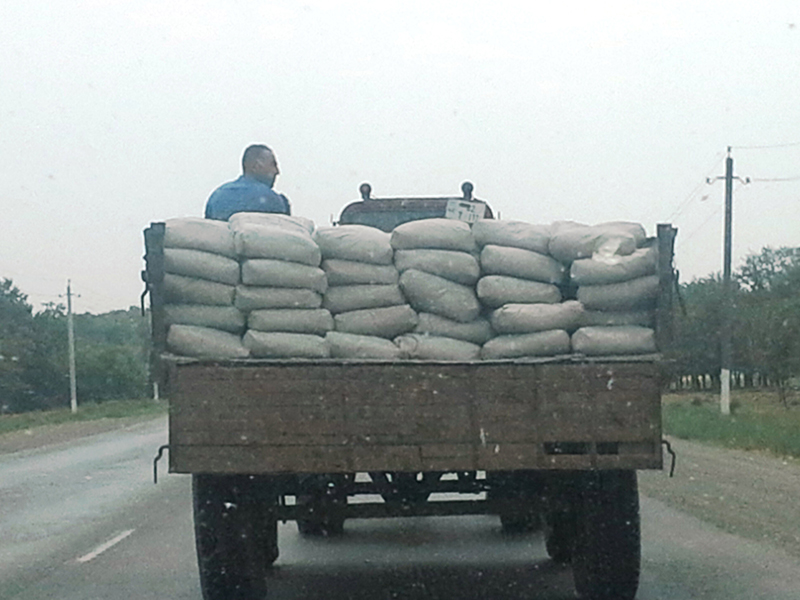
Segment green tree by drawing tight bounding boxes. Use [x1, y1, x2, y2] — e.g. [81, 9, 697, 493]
[0, 279, 36, 412]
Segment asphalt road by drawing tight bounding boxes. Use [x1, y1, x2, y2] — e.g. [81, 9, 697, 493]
[3, 418, 800, 600]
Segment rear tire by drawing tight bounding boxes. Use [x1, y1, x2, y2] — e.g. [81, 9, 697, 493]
[193, 474, 277, 600]
[543, 508, 576, 563]
[572, 470, 640, 600]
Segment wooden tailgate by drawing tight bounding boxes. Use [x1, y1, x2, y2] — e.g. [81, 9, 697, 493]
[167, 360, 663, 474]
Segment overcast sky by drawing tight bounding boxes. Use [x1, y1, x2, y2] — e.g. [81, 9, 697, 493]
[2, 0, 799, 314]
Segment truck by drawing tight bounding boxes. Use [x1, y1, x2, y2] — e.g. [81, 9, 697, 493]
[143, 182, 677, 600]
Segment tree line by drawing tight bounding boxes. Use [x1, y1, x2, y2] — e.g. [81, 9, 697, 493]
[671, 246, 800, 404]
[0, 279, 149, 413]
[1, 244, 798, 414]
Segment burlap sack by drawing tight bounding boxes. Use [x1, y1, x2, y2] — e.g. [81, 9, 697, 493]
[326, 331, 404, 359]
[395, 334, 481, 360]
[571, 326, 657, 356]
[235, 286, 323, 311]
[414, 313, 493, 345]
[490, 301, 584, 334]
[232, 222, 321, 266]
[241, 259, 327, 292]
[247, 308, 334, 335]
[228, 212, 315, 236]
[243, 330, 330, 358]
[314, 225, 394, 265]
[391, 218, 477, 253]
[471, 219, 551, 254]
[581, 309, 655, 328]
[480, 245, 565, 284]
[394, 249, 480, 285]
[576, 275, 659, 311]
[163, 217, 236, 258]
[167, 325, 249, 358]
[399, 269, 481, 323]
[480, 329, 571, 359]
[570, 244, 657, 285]
[164, 274, 235, 306]
[163, 248, 241, 285]
[322, 284, 405, 314]
[333, 304, 419, 339]
[322, 259, 399, 286]
[476, 276, 561, 308]
[164, 305, 246, 333]
[548, 221, 646, 264]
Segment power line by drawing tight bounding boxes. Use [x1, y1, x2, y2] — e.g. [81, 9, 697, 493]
[675, 205, 721, 250]
[665, 152, 727, 223]
[750, 176, 800, 182]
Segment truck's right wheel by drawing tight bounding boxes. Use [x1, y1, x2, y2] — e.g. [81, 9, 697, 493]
[193, 474, 278, 600]
[572, 470, 640, 600]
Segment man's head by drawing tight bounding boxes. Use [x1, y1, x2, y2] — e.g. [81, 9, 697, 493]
[242, 144, 279, 188]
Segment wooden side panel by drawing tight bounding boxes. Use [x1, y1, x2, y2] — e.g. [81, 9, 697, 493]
[168, 361, 663, 474]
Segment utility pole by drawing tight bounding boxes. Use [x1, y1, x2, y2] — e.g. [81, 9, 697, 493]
[707, 147, 749, 415]
[66, 280, 78, 414]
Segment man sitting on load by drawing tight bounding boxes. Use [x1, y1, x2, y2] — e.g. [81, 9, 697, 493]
[204, 144, 291, 221]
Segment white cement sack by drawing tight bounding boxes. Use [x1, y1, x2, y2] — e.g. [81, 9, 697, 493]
[395, 334, 481, 361]
[480, 245, 565, 284]
[570, 244, 657, 285]
[414, 313, 493, 345]
[472, 220, 550, 254]
[167, 325, 249, 358]
[490, 301, 584, 334]
[241, 259, 327, 292]
[581, 309, 655, 328]
[481, 329, 571, 359]
[164, 305, 246, 333]
[232, 222, 321, 266]
[164, 273, 235, 306]
[576, 275, 659, 311]
[476, 276, 561, 308]
[326, 331, 404, 359]
[163, 248, 240, 285]
[391, 218, 477, 253]
[394, 249, 480, 285]
[399, 269, 481, 323]
[247, 308, 334, 335]
[228, 212, 315, 236]
[548, 221, 647, 264]
[322, 259, 399, 286]
[322, 284, 405, 314]
[235, 286, 323, 311]
[243, 330, 330, 358]
[163, 217, 236, 259]
[571, 326, 657, 356]
[314, 225, 394, 265]
[334, 305, 419, 338]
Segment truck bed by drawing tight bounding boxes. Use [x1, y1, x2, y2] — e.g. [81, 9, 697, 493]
[166, 355, 664, 475]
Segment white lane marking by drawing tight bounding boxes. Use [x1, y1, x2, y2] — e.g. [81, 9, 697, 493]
[76, 529, 135, 564]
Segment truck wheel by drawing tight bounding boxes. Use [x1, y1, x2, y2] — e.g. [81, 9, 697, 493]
[543, 509, 576, 563]
[500, 510, 541, 534]
[193, 474, 278, 600]
[572, 470, 640, 600]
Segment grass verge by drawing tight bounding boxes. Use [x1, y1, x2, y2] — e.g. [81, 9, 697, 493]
[0, 399, 167, 436]
[663, 389, 800, 458]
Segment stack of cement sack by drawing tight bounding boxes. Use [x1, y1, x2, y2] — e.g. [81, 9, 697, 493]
[392, 219, 486, 360]
[315, 225, 415, 358]
[231, 213, 331, 358]
[162, 218, 250, 358]
[473, 220, 574, 359]
[551, 221, 659, 356]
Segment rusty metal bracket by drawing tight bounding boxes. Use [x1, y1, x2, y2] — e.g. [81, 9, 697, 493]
[153, 445, 170, 484]
[661, 439, 677, 477]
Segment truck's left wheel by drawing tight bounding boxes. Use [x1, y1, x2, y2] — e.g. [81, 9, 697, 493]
[193, 474, 278, 600]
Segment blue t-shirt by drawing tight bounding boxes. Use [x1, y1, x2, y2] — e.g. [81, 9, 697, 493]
[204, 175, 291, 221]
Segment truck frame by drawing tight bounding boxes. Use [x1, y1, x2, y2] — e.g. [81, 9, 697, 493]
[144, 183, 677, 600]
